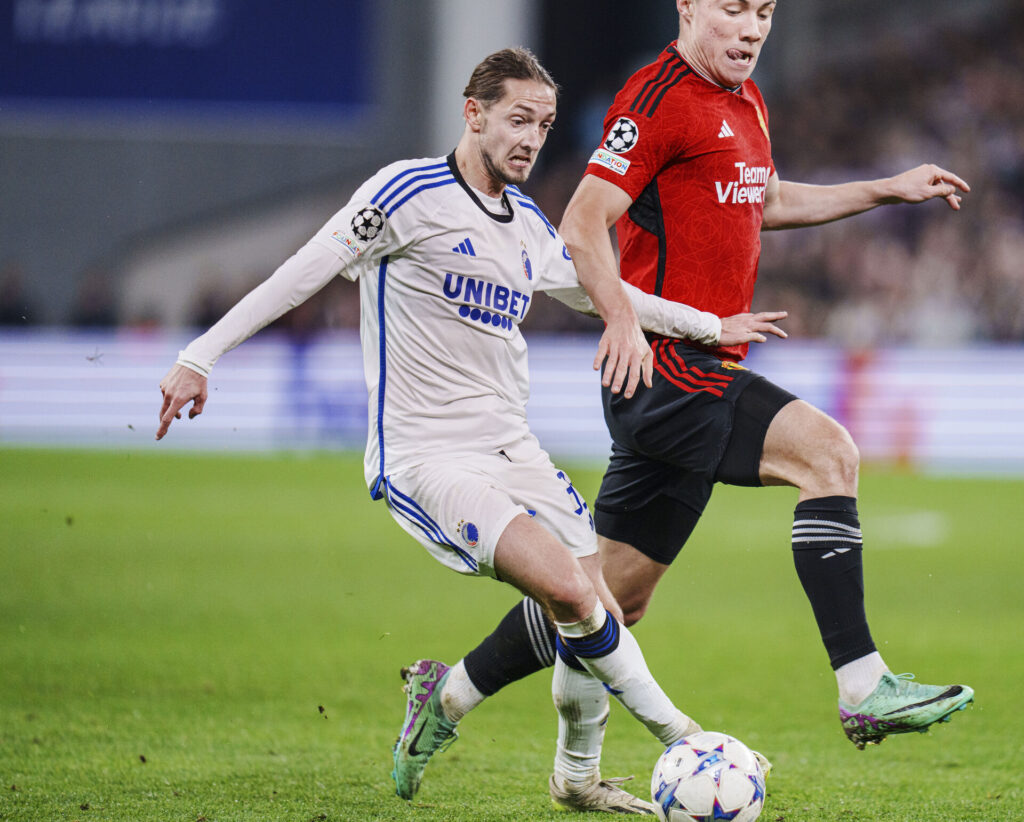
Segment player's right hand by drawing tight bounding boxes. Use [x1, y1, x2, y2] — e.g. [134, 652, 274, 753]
[156, 364, 208, 440]
[595, 313, 653, 399]
[719, 311, 788, 347]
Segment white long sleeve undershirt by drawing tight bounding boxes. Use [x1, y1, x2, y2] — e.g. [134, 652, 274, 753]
[546, 282, 721, 346]
[177, 241, 343, 376]
[176, 243, 722, 378]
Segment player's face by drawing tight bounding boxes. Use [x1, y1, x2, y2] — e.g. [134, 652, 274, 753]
[474, 79, 557, 194]
[678, 0, 775, 88]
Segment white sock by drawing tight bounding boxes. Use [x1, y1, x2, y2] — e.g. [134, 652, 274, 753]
[556, 603, 700, 747]
[439, 659, 485, 723]
[552, 657, 609, 786]
[835, 651, 889, 706]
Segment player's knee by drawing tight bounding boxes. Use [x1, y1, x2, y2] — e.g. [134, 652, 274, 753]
[538, 569, 596, 624]
[812, 423, 859, 492]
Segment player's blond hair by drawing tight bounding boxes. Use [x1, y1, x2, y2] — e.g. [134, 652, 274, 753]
[463, 47, 559, 107]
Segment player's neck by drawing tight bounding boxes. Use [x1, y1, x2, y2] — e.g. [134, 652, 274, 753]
[453, 143, 506, 199]
[674, 39, 741, 92]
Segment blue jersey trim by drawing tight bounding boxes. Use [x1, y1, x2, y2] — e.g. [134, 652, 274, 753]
[370, 255, 390, 501]
[376, 166, 454, 213]
[384, 482, 448, 543]
[384, 177, 457, 217]
[372, 160, 449, 204]
[508, 189, 557, 239]
[512, 199, 557, 238]
[384, 478, 479, 572]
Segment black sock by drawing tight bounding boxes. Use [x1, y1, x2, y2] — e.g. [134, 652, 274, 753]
[792, 496, 877, 669]
[462, 597, 556, 695]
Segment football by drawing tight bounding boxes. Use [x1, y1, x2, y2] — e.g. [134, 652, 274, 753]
[651, 731, 766, 822]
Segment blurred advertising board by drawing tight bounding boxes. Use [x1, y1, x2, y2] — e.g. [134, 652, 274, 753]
[2, 329, 1024, 474]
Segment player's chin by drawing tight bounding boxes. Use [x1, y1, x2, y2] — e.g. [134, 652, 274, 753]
[504, 160, 534, 185]
[722, 54, 757, 84]
[501, 171, 531, 187]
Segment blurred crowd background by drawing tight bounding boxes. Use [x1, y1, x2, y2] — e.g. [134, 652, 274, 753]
[1, 0, 1021, 346]
[743, 6, 1024, 347]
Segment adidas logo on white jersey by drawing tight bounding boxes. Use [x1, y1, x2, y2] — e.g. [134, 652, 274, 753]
[718, 120, 734, 139]
[452, 237, 477, 256]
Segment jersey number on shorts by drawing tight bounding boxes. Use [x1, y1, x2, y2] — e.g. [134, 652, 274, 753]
[557, 470, 595, 531]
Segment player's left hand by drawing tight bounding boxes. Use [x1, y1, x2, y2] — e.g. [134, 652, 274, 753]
[886, 164, 970, 210]
[595, 314, 653, 399]
[719, 311, 788, 347]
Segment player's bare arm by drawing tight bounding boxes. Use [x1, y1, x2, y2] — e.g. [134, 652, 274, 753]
[156, 363, 207, 440]
[559, 175, 651, 398]
[761, 164, 970, 230]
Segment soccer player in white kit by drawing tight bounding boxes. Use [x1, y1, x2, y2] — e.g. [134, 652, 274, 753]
[156, 48, 741, 810]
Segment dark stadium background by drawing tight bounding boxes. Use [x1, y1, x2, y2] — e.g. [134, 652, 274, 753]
[0, 0, 1021, 469]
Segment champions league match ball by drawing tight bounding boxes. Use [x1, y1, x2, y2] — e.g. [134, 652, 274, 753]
[651, 731, 766, 822]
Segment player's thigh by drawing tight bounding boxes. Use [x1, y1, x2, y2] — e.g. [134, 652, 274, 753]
[491, 437, 606, 619]
[757, 399, 859, 496]
[497, 435, 599, 561]
[380, 458, 527, 579]
[493, 513, 594, 623]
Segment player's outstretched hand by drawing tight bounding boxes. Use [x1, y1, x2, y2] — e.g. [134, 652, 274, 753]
[156, 363, 208, 440]
[885, 164, 970, 210]
[595, 314, 653, 399]
[719, 311, 789, 347]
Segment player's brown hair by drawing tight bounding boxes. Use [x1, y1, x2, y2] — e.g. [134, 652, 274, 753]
[463, 47, 559, 107]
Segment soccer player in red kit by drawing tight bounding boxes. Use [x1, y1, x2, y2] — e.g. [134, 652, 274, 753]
[586, 44, 773, 354]
[397, 1, 975, 812]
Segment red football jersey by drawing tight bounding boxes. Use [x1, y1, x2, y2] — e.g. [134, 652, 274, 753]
[585, 43, 774, 361]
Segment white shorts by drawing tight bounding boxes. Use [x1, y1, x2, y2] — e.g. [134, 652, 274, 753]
[380, 434, 597, 578]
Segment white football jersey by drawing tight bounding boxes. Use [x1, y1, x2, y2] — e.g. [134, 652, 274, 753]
[308, 154, 580, 498]
[178, 153, 719, 498]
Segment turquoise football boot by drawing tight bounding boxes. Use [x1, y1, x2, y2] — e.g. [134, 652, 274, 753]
[391, 659, 458, 799]
[839, 672, 974, 749]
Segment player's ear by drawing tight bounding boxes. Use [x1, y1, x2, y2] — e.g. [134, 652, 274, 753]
[464, 97, 485, 132]
[677, 0, 694, 20]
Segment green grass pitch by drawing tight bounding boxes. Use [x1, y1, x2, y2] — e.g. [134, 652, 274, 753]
[1, 448, 1022, 821]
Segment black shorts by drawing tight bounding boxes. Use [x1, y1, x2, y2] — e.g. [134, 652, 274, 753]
[594, 340, 797, 565]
